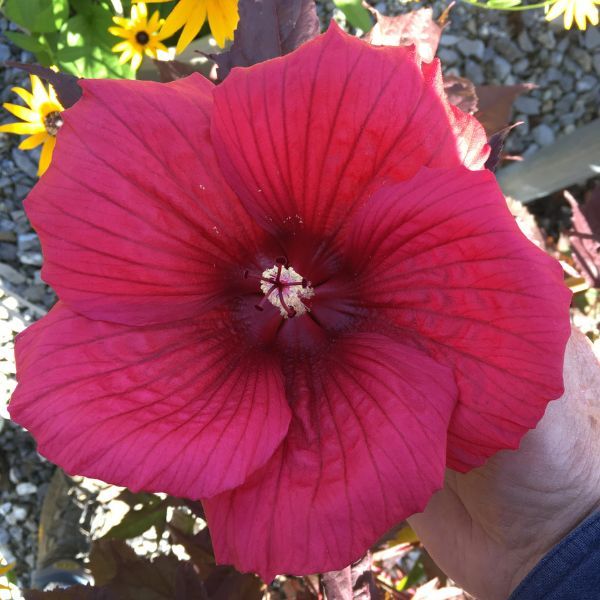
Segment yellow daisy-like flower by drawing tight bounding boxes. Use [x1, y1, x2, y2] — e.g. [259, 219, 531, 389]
[545, 0, 599, 30]
[109, 3, 168, 71]
[136, 0, 239, 53]
[0, 75, 64, 177]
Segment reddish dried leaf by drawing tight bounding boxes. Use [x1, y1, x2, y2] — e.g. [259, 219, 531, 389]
[565, 187, 600, 287]
[485, 122, 522, 172]
[6, 61, 82, 108]
[322, 553, 380, 600]
[443, 74, 478, 114]
[475, 83, 536, 136]
[212, 0, 319, 81]
[364, 7, 445, 62]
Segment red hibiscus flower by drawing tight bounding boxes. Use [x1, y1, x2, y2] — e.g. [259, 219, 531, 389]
[9, 25, 570, 579]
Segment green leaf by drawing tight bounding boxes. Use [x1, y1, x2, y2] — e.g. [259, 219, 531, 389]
[104, 503, 168, 540]
[487, 0, 522, 7]
[55, 8, 134, 79]
[4, 31, 47, 54]
[397, 552, 426, 591]
[4, 0, 65, 33]
[333, 0, 372, 32]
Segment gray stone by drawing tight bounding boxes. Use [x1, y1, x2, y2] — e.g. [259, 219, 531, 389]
[576, 75, 598, 92]
[15, 481, 37, 496]
[550, 52, 564, 68]
[594, 53, 600, 77]
[585, 26, 600, 51]
[563, 56, 581, 75]
[559, 74, 575, 92]
[570, 47, 592, 71]
[0, 44, 10, 63]
[532, 124, 555, 147]
[438, 48, 459, 66]
[493, 56, 511, 80]
[0, 262, 26, 284]
[557, 38, 570, 53]
[513, 96, 541, 115]
[8, 467, 20, 484]
[543, 67, 562, 84]
[5, 507, 25, 526]
[0, 502, 11, 516]
[19, 251, 43, 266]
[439, 34, 460, 47]
[11, 148, 37, 180]
[464, 60, 484, 85]
[517, 30, 534, 53]
[537, 30, 556, 50]
[522, 143, 540, 159]
[17, 232, 39, 253]
[459, 39, 485, 60]
[494, 38, 522, 61]
[559, 113, 576, 127]
[8, 525, 22, 543]
[513, 59, 530, 75]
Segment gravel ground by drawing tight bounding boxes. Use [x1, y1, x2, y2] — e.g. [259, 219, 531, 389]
[0, 0, 598, 592]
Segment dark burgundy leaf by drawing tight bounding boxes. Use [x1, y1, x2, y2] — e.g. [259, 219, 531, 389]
[364, 7, 446, 62]
[443, 74, 478, 114]
[175, 563, 209, 600]
[167, 524, 263, 598]
[153, 59, 199, 83]
[565, 187, 600, 287]
[485, 122, 522, 172]
[475, 83, 536, 136]
[6, 61, 82, 108]
[212, 0, 319, 81]
[89, 539, 178, 599]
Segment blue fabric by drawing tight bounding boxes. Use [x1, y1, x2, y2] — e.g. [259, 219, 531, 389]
[509, 510, 600, 600]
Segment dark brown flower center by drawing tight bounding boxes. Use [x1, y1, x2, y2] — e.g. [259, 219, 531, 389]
[135, 31, 150, 45]
[43, 111, 63, 136]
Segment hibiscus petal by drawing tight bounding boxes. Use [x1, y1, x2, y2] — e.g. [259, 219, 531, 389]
[204, 332, 457, 580]
[211, 23, 488, 237]
[345, 166, 571, 471]
[9, 303, 291, 498]
[25, 74, 261, 326]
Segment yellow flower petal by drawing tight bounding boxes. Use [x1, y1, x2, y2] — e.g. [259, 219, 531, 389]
[176, 3, 207, 54]
[148, 10, 161, 31]
[112, 16, 132, 27]
[575, 0, 589, 27]
[11, 86, 34, 108]
[131, 52, 143, 71]
[19, 132, 48, 150]
[112, 41, 132, 52]
[109, 26, 130, 37]
[38, 136, 56, 176]
[206, 0, 238, 47]
[30, 75, 50, 106]
[161, 0, 199, 39]
[118, 48, 134, 64]
[564, 4, 575, 27]
[2, 102, 40, 123]
[0, 122, 46, 135]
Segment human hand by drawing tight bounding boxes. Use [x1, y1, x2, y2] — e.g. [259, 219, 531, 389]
[408, 329, 600, 600]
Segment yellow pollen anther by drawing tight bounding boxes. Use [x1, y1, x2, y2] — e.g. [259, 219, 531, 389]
[260, 263, 314, 318]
